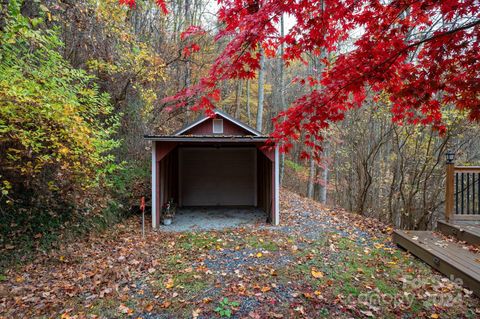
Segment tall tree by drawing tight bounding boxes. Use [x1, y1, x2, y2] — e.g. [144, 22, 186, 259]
[318, 144, 328, 204]
[256, 46, 265, 132]
[307, 148, 315, 198]
[306, 54, 318, 198]
[246, 79, 251, 124]
[235, 80, 242, 118]
[279, 14, 286, 184]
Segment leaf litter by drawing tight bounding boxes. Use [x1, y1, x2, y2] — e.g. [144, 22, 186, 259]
[0, 190, 478, 318]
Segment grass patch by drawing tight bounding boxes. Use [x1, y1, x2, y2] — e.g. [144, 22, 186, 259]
[152, 266, 210, 297]
[289, 233, 408, 300]
[285, 159, 306, 173]
[318, 308, 330, 317]
[337, 282, 361, 297]
[244, 235, 279, 251]
[173, 272, 209, 293]
[375, 279, 399, 295]
[86, 297, 123, 318]
[178, 232, 218, 250]
[149, 268, 213, 318]
[409, 300, 423, 314]
[336, 237, 355, 250]
[163, 254, 188, 271]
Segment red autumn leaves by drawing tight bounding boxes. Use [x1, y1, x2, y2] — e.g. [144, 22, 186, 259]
[119, 0, 168, 14]
[120, 0, 480, 154]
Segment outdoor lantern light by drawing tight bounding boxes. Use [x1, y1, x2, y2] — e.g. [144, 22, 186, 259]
[446, 150, 455, 164]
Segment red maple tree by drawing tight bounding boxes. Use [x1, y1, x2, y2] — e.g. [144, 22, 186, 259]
[122, 0, 480, 155]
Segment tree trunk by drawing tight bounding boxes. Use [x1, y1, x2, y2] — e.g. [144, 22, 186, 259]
[307, 150, 315, 198]
[256, 47, 265, 132]
[246, 79, 251, 125]
[318, 144, 328, 204]
[279, 14, 286, 185]
[184, 0, 191, 121]
[235, 80, 242, 118]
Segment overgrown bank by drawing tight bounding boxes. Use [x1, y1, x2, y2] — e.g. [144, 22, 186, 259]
[0, 0, 148, 271]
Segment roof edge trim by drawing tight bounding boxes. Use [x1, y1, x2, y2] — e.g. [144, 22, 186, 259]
[144, 135, 270, 143]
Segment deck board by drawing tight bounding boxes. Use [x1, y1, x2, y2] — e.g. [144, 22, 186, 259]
[393, 230, 480, 296]
[404, 231, 480, 273]
[451, 214, 480, 223]
[437, 221, 480, 246]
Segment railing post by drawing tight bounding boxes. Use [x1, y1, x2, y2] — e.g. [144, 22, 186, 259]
[445, 151, 455, 222]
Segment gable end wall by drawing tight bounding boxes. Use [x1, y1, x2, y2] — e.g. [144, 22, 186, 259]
[182, 117, 251, 136]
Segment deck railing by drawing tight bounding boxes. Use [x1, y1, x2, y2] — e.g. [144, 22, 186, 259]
[445, 161, 480, 222]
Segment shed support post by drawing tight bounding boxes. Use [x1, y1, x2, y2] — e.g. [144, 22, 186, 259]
[274, 145, 280, 225]
[151, 142, 157, 229]
[445, 161, 455, 222]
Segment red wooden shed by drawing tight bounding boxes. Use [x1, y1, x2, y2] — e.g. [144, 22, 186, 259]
[145, 110, 280, 228]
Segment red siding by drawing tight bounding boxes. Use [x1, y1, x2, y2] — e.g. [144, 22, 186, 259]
[156, 141, 177, 161]
[154, 142, 179, 226]
[182, 117, 251, 136]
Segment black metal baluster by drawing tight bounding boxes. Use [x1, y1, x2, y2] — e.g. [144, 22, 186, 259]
[467, 173, 470, 214]
[456, 173, 459, 214]
[461, 173, 464, 214]
[473, 173, 476, 215]
[472, 173, 477, 215]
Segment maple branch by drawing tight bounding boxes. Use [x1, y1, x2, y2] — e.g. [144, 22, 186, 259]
[406, 19, 480, 50]
[325, 19, 480, 109]
[369, 19, 480, 79]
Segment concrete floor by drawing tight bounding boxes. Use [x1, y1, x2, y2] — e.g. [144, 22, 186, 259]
[158, 207, 267, 232]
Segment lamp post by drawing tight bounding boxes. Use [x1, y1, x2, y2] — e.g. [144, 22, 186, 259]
[446, 150, 455, 164]
[445, 150, 455, 222]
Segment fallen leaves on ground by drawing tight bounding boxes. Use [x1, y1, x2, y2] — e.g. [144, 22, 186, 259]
[311, 268, 324, 279]
[0, 189, 478, 318]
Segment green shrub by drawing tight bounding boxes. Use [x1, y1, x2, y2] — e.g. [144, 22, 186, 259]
[0, 0, 127, 270]
[0, 0, 120, 205]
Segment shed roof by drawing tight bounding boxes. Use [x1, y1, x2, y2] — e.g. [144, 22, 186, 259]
[145, 109, 271, 142]
[143, 135, 269, 142]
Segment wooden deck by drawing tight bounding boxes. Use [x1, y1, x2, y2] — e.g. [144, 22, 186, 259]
[393, 230, 480, 296]
[396, 159, 480, 296]
[437, 221, 480, 245]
